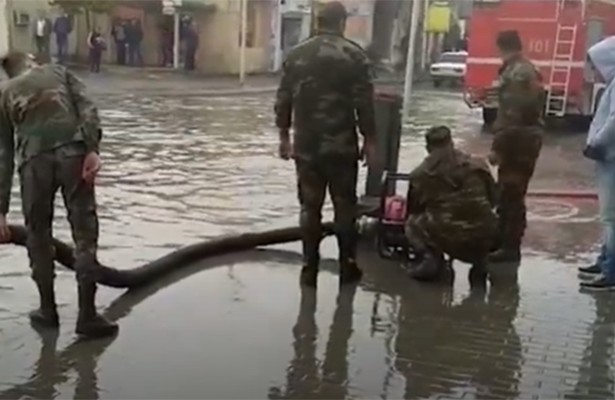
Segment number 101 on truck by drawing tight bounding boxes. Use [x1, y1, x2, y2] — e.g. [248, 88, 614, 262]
[463, 0, 615, 127]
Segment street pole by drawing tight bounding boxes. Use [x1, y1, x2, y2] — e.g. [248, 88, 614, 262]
[273, 0, 283, 72]
[173, 11, 180, 69]
[239, 0, 248, 85]
[420, 0, 430, 70]
[402, 0, 422, 118]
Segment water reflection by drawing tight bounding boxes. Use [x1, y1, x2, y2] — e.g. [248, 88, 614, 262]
[270, 285, 357, 399]
[390, 266, 520, 399]
[565, 293, 615, 400]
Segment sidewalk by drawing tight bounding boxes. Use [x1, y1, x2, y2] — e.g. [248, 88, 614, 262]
[74, 64, 280, 96]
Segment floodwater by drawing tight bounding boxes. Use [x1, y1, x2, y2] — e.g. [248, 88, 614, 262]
[0, 81, 609, 399]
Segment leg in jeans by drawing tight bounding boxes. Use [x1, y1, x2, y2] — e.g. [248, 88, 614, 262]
[597, 160, 615, 283]
[295, 159, 327, 287]
[58, 151, 117, 337]
[325, 156, 362, 284]
[20, 153, 60, 327]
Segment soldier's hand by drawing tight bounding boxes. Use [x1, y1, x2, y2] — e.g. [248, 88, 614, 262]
[0, 215, 11, 243]
[361, 141, 377, 168]
[82, 152, 102, 184]
[278, 137, 293, 161]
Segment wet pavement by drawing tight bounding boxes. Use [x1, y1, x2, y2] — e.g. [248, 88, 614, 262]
[0, 74, 609, 399]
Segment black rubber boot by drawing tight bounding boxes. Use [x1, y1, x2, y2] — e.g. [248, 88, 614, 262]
[410, 251, 446, 282]
[29, 282, 60, 329]
[487, 246, 521, 263]
[468, 261, 488, 290]
[340, 260, 363, 286]
[75, 282, 118, 339]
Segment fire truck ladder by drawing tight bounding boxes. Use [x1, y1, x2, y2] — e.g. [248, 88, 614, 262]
[545, 23, 578, 117]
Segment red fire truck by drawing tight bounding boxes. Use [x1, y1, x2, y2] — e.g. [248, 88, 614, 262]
[464, 0, 615, 126]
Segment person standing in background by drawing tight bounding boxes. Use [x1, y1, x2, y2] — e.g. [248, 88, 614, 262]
[111, 19, 127, 65]
[87, 26, 104, 73]
[127, 19, 144, 67]
[160, 26, 173, 67]
[53, 12, 72, 64]
[32, 12, 52, 61]
[183, 21, 199, 71]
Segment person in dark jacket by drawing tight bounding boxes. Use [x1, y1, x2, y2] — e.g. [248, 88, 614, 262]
[184, 21, 199, 71]
[87, 27, 104, 73]
[53, 13, 72, 63]
[127, 19, 144, 67]
[111, 19, 127, 65]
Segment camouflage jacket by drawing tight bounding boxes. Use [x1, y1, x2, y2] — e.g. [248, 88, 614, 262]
[0, 64, 101, 214]
[407, 148, 498, 236]
[494, 54, 545, 131]
[274, 29, 376, 161]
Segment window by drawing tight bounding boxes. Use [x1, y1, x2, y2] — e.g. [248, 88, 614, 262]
[439, 53, 467, 64]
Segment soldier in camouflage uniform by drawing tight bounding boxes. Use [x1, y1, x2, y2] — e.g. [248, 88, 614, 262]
[405, 126, 499, 283]
[274, 1, 377, 288]
[0, 52, 117, 338]
[488, 30, 544, 263]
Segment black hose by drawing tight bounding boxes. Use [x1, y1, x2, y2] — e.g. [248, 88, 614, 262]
[5, 223, 335, 289]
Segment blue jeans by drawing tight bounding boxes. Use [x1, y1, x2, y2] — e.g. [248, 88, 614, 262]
[597, 161, 615, 282]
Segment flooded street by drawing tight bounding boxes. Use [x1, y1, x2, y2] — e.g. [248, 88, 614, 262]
[0, 74, 610, 399]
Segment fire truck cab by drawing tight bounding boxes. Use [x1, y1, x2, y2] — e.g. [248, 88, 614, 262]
[464, 0, 615, 126]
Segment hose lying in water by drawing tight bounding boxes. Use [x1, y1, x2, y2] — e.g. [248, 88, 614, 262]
[5, 223, 335, 289]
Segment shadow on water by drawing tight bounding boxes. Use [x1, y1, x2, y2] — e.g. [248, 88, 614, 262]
[0, 248, 305, 400]
[565, 292, 615, 400]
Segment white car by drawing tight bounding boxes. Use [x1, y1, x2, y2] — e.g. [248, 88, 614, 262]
[430, 51, 468, 87]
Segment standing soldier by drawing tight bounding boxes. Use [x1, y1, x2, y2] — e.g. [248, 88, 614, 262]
[488, 30, 544, 263]
[0, 52, 118, 338]
[274, 1, 377, 288]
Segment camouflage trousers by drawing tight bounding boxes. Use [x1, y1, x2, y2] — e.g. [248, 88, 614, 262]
[295, 156, 358, 267]
[405, 213, 496, 264]
[496, 161, 537, 249]
[19, 145, 99, 285]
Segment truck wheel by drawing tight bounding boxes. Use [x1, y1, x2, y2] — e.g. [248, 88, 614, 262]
[482, 107, 497, 127]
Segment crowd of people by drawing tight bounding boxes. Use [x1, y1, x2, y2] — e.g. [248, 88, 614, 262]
[30, 11, 200, 74]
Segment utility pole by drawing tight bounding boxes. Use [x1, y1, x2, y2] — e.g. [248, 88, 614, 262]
[402, 0, 422, 118]
[173, 12, 180, 69]
[420, 0, 430, 70]
[273, 0, 283, 72]
[239, 0, 248, 85]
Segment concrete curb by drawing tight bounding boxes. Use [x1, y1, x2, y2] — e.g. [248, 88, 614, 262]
[90, 86, 279, 97]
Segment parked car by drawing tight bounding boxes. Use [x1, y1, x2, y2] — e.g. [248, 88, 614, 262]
[430, 51, 468, 87]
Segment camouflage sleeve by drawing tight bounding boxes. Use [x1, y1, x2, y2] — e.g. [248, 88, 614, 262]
[65, 69, 102, 153]
[351, 51, 376, 140]
[0, 97, 14, 215]
[274, 59, 293, 132]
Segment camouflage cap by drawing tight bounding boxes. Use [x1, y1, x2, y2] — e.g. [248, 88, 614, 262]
[317, 1, 347, 23]
[425, 126, 452, 147]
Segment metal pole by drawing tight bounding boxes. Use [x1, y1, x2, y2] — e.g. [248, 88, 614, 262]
[273, 0, 283, 72]
[173, 11, 180, 69]
[402, 0, 422, 118]
[420, 0, 429, 70]
[239, 0, 248, 85]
